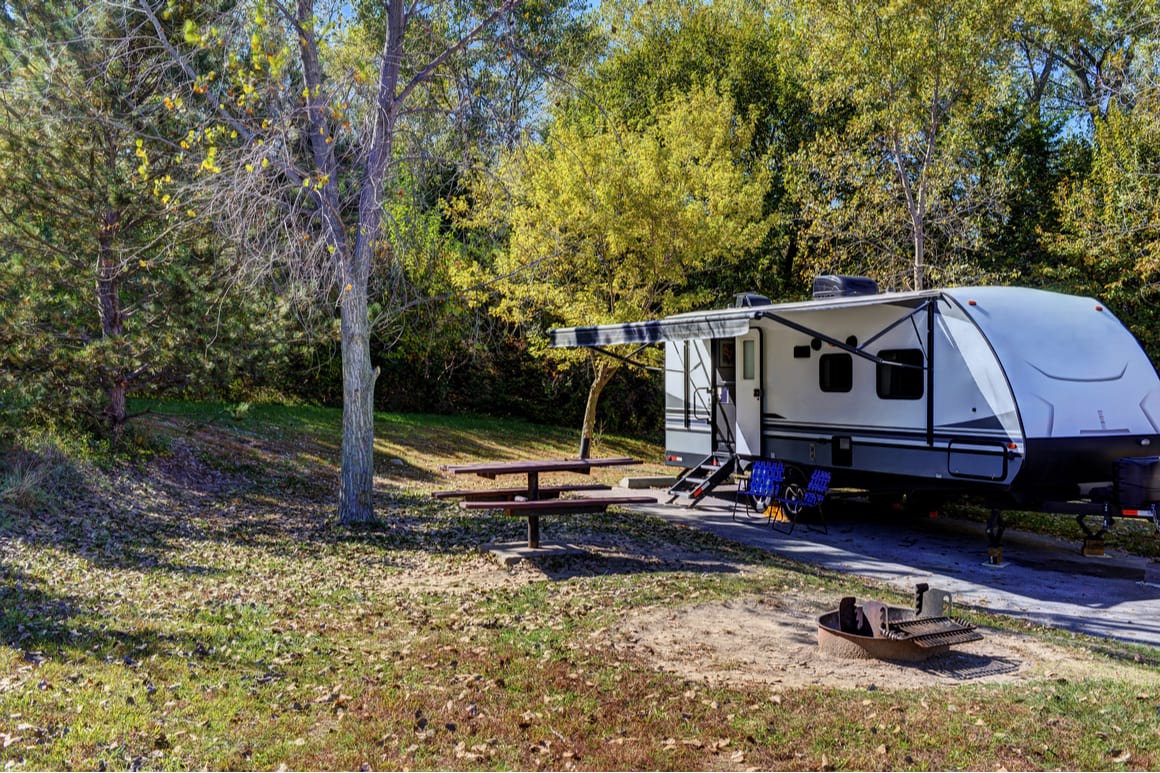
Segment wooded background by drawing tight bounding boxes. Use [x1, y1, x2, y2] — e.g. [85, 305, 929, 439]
[2, 0, 1157, 503]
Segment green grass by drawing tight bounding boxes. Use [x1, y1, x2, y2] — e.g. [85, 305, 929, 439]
[0, 400, 1158, 770]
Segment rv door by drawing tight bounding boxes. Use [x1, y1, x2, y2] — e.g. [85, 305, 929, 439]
[735, 328, 763, 458]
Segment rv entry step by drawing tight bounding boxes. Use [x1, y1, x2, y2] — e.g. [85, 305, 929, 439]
[667, 452, 737, 507]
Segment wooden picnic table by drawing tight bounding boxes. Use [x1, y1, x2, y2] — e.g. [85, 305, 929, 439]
[436, 457, 651, 548]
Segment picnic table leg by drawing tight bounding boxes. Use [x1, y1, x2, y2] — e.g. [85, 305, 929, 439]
[526, 471, 540, 548]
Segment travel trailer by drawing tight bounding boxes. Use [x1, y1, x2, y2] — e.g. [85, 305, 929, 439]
[550, 278, 1160, 539]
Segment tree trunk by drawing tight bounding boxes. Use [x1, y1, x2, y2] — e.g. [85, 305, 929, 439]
[96, 207, 127, 437]
[333, 0, 402, 526]
[912, 223, 925, 290]
[579, 358, 618, 458]
[338, 281, 378, 525]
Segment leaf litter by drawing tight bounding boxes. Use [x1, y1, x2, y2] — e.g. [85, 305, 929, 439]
[2, 410, 1159, 770]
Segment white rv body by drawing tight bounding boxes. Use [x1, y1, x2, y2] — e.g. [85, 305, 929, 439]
[552, 285, 1160, 508]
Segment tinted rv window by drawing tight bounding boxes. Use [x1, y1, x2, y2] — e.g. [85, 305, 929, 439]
[876, 349, 924, 399]
[819, 353, 852, 392]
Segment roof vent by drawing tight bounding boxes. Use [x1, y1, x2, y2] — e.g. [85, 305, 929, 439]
[734, 291, 771, 308]
[812, 275, 879, 300]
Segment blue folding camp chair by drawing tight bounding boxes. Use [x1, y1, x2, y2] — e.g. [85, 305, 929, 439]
[732, 460, 784, 521]
[772, 467, 831, 534]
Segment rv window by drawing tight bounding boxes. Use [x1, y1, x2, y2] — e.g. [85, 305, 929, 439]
[742, 339, 755, 380]
[876, 349, 924, 400]
[718, 341, 735, 370]
[819, 353, 852, 393]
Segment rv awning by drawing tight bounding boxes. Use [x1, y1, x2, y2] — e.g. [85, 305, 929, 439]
[550, 310, 757, 348]
[549, 290, 942, 349]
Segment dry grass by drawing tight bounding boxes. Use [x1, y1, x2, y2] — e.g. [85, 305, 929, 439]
[1, 400, 1158, 770]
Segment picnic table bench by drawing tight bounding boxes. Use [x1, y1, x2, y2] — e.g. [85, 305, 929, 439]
[435, 457, 653, 548]
[431, 483, 611, 502]
[457, 495, 657, 516]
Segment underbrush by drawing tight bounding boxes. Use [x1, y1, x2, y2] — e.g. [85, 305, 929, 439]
[0, 431, 96, 516]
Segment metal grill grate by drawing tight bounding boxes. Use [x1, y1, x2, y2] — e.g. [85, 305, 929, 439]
[886, 617, 983, 648]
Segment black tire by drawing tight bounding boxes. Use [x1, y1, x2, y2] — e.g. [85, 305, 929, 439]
[780, 465, 807, 515]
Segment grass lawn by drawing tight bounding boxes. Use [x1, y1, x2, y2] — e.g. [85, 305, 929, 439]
[1, 399, 1159, 770]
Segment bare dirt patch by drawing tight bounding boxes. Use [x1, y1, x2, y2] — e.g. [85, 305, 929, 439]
[401, 527, 1160, 693]
[612, 591, 1160, 691]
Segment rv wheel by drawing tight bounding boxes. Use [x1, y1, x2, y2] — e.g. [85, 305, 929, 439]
[781, 466, 807, 515]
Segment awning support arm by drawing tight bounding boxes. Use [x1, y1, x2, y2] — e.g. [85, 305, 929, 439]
[859, 299, 936, 352]
[754, 307, 929, 370]
[591, 345, 663, 373]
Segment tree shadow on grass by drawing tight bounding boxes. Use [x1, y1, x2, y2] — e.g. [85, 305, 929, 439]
[1, 424, 794, 666]
[0, 562, 243, 670]
[329, 495, 829, 586]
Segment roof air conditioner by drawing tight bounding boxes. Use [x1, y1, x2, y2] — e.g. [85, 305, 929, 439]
[812, 275, 879, 299]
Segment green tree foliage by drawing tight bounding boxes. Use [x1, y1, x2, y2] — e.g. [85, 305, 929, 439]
[137, 0, 533, 523]
[0, 1, 220, 436]
[578, 0, 812, 301]
[1019, 1, 1160, 356]
[788, 0, 1015, 290]
[5, 0, 1158, 456]
[1018, 0, 1158, 126]
[362, 0, 599, 419]
[1045, 98, 1160, 358]
[478, 85, 771, 450]
[969, 108, 1070, 279]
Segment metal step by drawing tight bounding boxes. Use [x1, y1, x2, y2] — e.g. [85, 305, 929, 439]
[667, 453, 736, 506]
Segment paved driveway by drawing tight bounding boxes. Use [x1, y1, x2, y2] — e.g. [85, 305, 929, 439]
[625, 492, 1160, 649]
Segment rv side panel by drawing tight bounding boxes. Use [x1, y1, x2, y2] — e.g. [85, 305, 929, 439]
[751, 298, 1022, 494]
[665, 339, 712, 464]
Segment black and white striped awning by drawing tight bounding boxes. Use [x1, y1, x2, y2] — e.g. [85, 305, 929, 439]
[549, 310, 757, 348]
[549, 290, 940, 349]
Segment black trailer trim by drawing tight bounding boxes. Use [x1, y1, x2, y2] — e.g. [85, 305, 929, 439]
[926, 300, 936, 446]
[757, 427, 1017, 455]
[759, 416, 1018, 443]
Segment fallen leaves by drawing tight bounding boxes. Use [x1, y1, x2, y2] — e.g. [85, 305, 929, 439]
[453, 740, 494, 762]
[660, 736, 735, 755]
[3, 408, 1159, 773]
